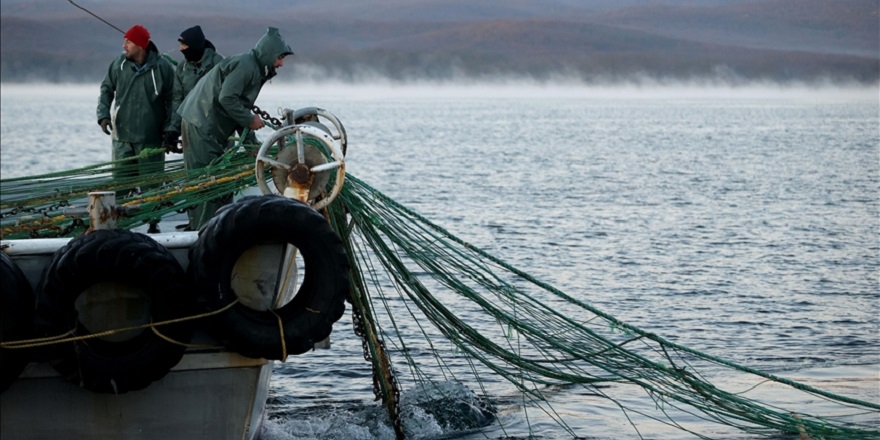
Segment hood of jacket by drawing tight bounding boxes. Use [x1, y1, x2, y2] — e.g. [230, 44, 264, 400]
[251, 27, 293, 79]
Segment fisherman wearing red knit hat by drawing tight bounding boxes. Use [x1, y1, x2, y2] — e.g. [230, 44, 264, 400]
[96, 24, 175, 232]
[124, 25, 150, 52]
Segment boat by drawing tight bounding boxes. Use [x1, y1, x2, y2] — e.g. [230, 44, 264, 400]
[0, 107, 351, 439]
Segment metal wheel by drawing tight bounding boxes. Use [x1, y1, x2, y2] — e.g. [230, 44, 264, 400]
[255, 122, 345, 211]
[284, 107, 348, 156]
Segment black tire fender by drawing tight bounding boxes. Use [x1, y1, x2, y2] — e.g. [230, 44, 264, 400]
[35, 229, 192, 393]
[1, 251, 35, 393]
[189, 195, 349, 359]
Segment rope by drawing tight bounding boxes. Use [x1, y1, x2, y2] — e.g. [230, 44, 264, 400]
[1, 299, 240, 349]
[270, 309, 288, 361]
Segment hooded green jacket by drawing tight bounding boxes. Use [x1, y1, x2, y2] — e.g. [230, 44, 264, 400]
[97, 42, 175, 145]
[169, 44, 224, 133]
[177, 27, 293, 142]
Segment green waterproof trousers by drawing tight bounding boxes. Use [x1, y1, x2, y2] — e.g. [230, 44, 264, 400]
[181, 120, 233, 229]
[111, 140, 165, 196]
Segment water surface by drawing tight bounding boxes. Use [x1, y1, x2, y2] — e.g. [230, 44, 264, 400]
[2, 83, 878, 439]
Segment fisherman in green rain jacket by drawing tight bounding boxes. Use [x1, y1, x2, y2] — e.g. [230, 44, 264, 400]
[96, 24, 174, 188]
[178, 26, 294, 229]
[163, 25, 224, 149]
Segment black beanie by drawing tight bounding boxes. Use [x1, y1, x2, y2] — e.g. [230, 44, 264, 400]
[179, 25, 206, 62]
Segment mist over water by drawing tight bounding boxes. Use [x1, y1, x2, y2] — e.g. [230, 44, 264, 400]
[269, 77, 879, 102]
[2, 81, 876, 179]
[2, 78, 877, 99]
[1, 82, 878, 438]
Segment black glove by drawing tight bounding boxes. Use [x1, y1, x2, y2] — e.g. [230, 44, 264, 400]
[98, 118, 112, 135]
[163, 131, 181, 154]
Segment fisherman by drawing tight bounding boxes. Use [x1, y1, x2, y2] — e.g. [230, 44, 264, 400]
[97, 24, 174, 185]
[177, 26, 293, 229]
[164, 25, 224, 152]
[96, 24, 174, 232]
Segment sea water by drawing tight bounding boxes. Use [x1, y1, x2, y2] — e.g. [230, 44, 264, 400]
[1, 83, 878, 439]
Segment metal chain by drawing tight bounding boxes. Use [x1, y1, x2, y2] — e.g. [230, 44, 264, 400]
[351, 304, 371, 360]
[57, 217, 86, 237]
[251, 105, 282, 128]
[350, 298, 404, 438]
[23, 217, 85, 238]
[3, 201, 83, 238]
[1, 200, 73, 219]
[376, 338, 403, 437]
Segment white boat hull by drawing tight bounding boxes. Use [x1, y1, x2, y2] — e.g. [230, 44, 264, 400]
[1, 354, 271, 440]
[1, 231, 274, 440]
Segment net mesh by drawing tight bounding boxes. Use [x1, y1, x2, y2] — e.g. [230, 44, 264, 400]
[2, 145, 878, 439]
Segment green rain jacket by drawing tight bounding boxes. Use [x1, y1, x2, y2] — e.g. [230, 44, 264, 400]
[169, 44, 224, 133]
[97, 42, 174, 145]
[177, 27, 293, 142]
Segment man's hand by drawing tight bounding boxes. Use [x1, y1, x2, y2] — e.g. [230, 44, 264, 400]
[248, 114, 265, 130]
[98, 118, 112, 135]
[163, 131, 182, 154]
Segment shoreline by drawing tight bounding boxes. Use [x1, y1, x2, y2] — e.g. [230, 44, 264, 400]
[2, 81, 879, 101]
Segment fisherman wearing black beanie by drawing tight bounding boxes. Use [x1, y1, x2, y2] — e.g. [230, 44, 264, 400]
[166, 25, 224, 157]
[179, 25, 207, 63]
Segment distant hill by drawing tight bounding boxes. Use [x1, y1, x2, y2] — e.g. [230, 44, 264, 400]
[591, 0, 878, 57]
[1, 0, 876, 83]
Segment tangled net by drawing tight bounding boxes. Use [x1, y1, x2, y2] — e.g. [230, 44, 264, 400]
[2, 146, 878, 439]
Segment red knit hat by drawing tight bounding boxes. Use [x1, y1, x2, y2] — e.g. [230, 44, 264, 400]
[124, 25, 150, 49]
